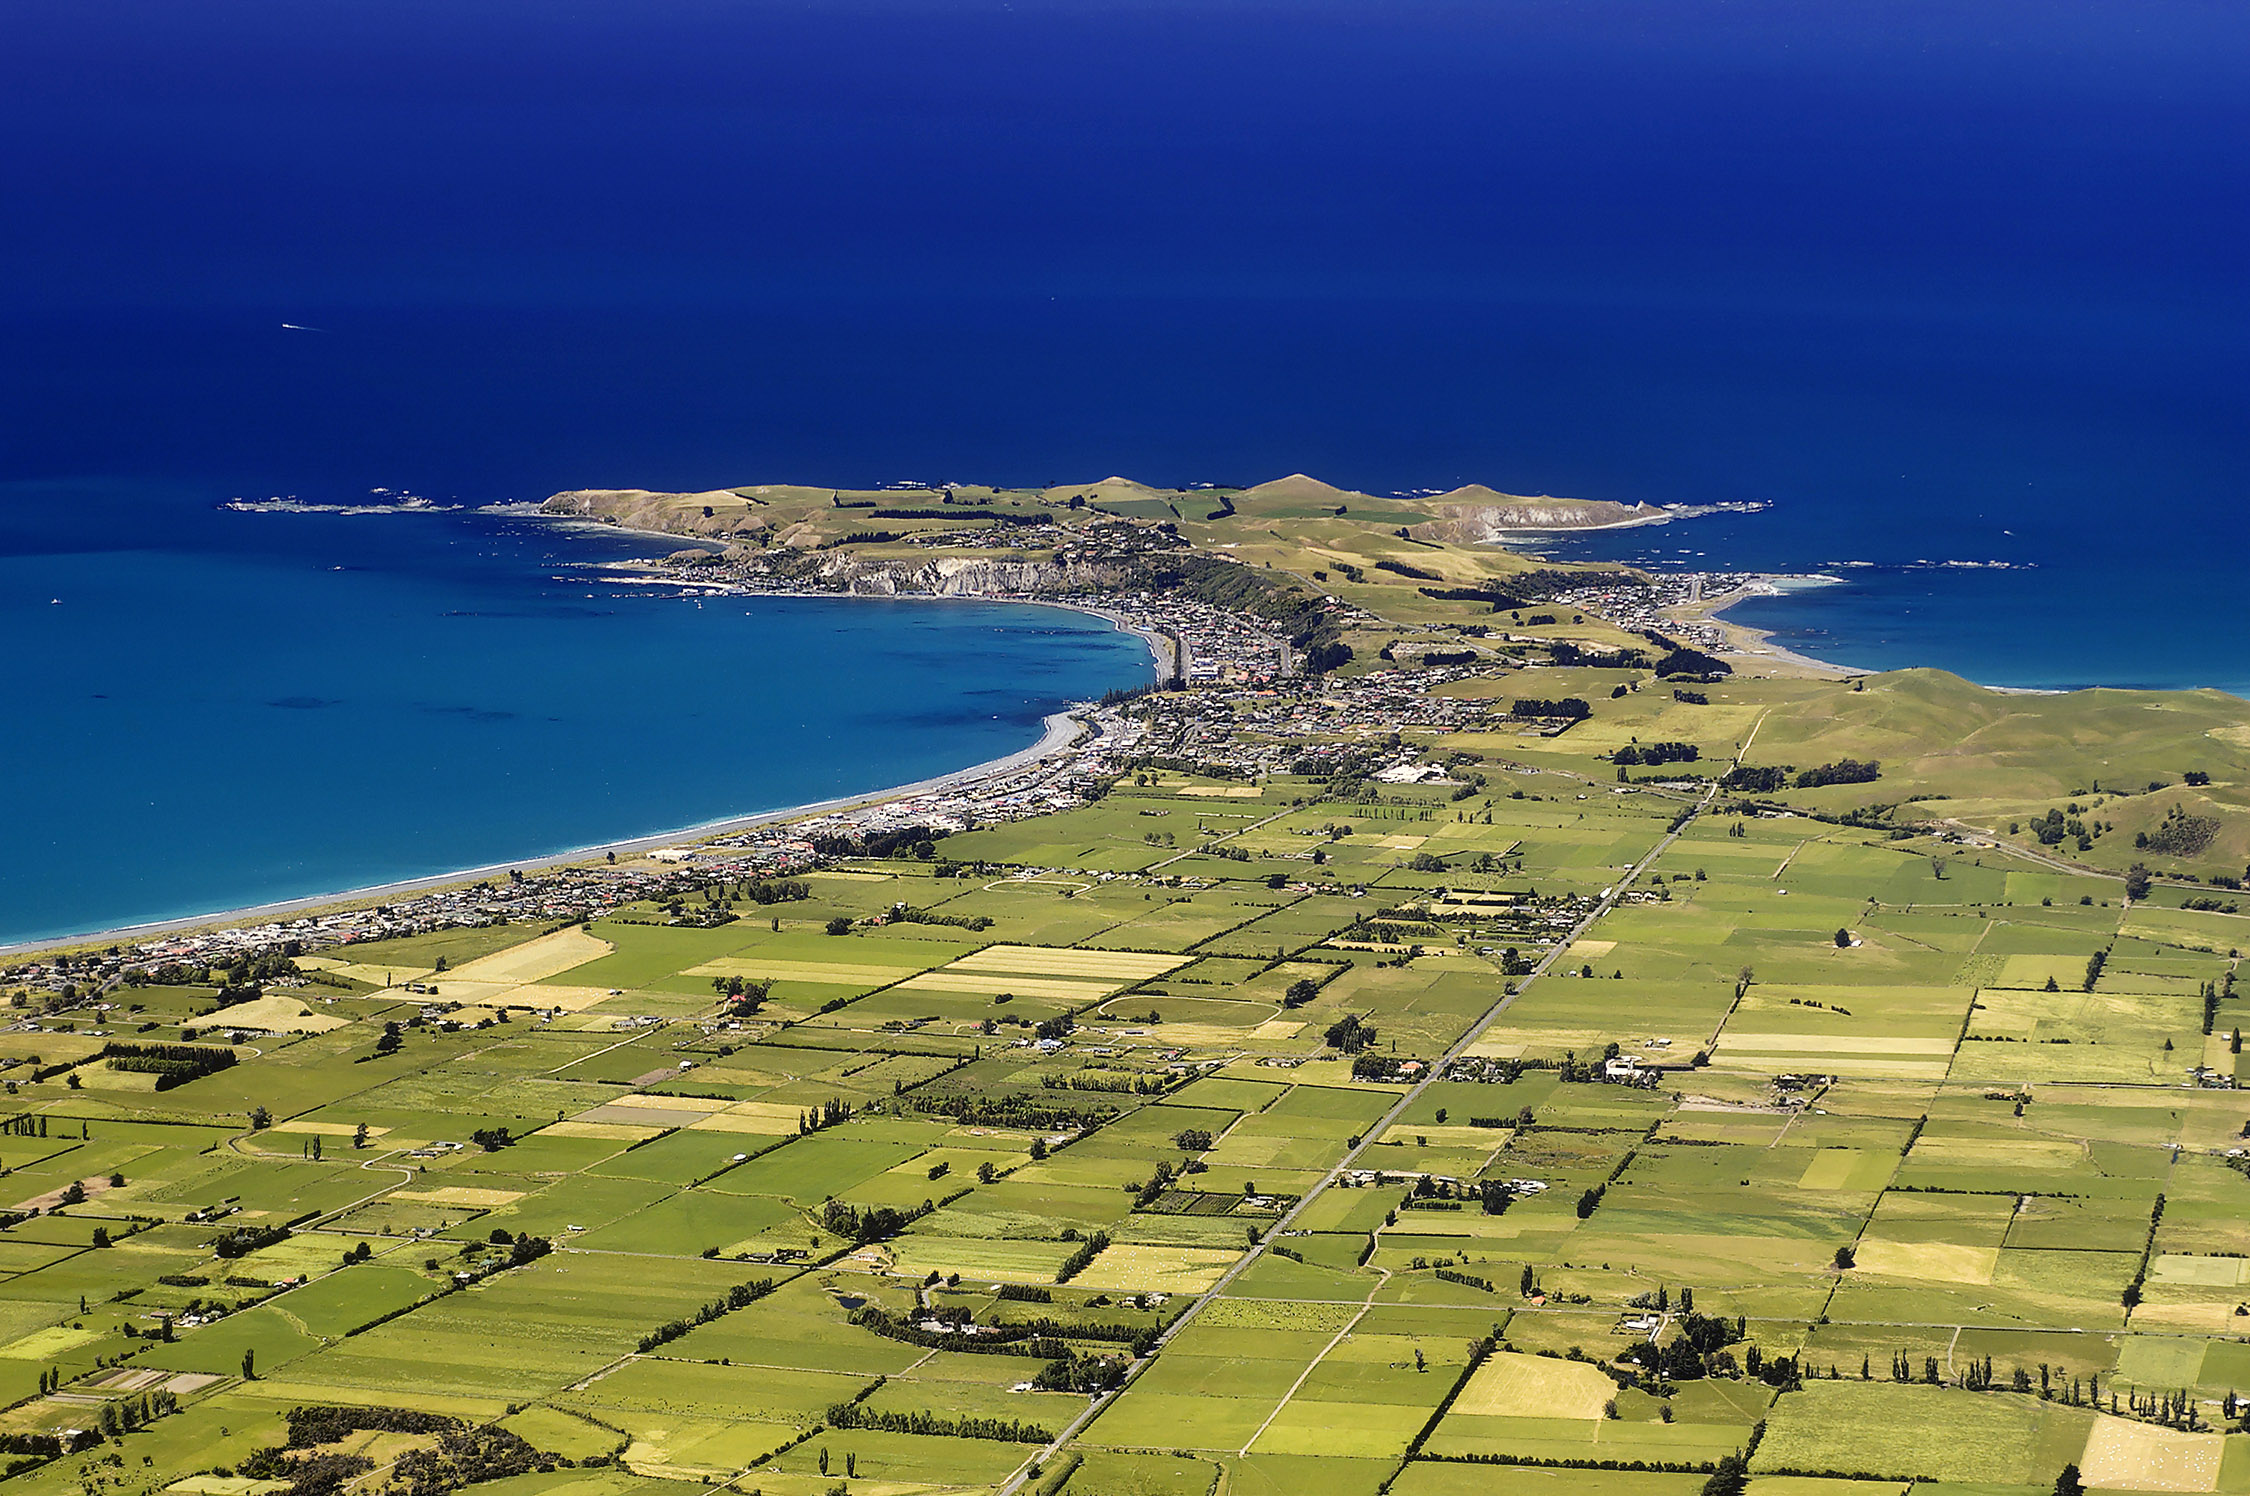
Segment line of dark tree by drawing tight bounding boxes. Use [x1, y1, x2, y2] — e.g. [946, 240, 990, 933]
[1793, 758, 1881, 788]
[1374, 559, 1441, 580]
[1549, 643, 1650, 670]
[1416, 1452, 1731, 1475]
[887, 905, 995, 931]
[1614, 742, 1700, 766]
[820, 1196, 932, 1244]
[850, 1304, 1067, 1357]
[637, 1279, 775, 1353]
[1418, 585, 1531, 610]
[1056, 1231, 1111, 1283]
[1510, 697, 1592, 720]
[1654, 647, 1732, 677]
[911, 1093, 1120, 1133]
[102, 1041, 238, 1088]
[822, 1403, 1052, 1443]
[868, 507, 1048, 523]
[1721, 759, 1882, 793]
[1, 1430, 104, 1457]
[1429, 585, 1523, 607]
[212, 1224, 291, 1259]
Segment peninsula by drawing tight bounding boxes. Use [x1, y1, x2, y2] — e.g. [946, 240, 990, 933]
[4, 475, 2249, 1496]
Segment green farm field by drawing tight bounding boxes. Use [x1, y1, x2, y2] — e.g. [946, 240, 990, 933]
[9, 488, 2250, 1496]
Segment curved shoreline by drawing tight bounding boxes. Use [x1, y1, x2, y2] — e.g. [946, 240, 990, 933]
[4, 576, 1163, 956]
[1690, 575, 1867, 677]
[0, 706, 1101, 959]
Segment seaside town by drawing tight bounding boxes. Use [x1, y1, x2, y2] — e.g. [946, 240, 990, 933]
[0, 552, 1628, 1015]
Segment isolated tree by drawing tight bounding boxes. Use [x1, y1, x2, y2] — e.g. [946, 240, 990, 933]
[353, 1123, 369, 1149]
[2126, 864, 2152, 901]
[1834, 928, 1852, 948]
[2055, 1465, 2085, 1496]
[241, 1349, 256, 1380]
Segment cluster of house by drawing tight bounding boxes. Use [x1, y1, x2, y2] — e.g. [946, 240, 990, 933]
[1543, 572, 1752, 652]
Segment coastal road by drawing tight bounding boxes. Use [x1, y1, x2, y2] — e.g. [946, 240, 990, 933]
[993, 781, 1716, 1495]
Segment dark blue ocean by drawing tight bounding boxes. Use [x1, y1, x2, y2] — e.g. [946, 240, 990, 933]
[4, 0, 2246, 938]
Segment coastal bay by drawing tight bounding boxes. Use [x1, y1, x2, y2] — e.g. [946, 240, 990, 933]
[0, 503, 1153, 946]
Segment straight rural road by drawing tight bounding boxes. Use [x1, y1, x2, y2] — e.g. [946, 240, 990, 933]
[994, 782, 1714, 1494]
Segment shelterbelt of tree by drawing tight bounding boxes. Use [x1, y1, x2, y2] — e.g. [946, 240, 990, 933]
[6, 482, 2250, 1496]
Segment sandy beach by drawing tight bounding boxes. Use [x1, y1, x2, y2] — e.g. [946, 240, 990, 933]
[0, 708, 1096, 958]
[3, 544, 1169, 958]
[1668, 575, 1865, 678]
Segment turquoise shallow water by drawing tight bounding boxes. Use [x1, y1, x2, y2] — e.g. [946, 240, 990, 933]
[0, 497, 1153, 945]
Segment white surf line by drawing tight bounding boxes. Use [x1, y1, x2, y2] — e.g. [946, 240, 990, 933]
[993, 781, 1719, 1496]
[2, 710, 1096, 959]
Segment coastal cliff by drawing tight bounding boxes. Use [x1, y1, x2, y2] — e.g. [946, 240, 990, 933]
[1407, 485, 1667, 541]
[797, 552, 1124, 595]
[542, 488, 761, 540]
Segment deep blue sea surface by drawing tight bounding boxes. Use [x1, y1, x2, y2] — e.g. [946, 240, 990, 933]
[3, 0, 2246, 936]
